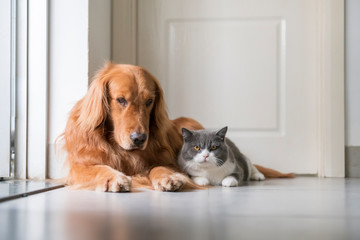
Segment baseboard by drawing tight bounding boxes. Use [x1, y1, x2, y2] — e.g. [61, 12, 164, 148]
[345, 146, 360, 178]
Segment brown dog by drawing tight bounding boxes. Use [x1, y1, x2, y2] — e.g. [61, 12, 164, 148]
[61, 63, 204, 192]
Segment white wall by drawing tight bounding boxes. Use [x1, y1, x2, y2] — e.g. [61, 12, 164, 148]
[112, 0, 137, 65]
[27, 0, 49, 179]
[89, 0, 112, 81]
[47, 0, 111, 178]
[346, 0, 360, 147]
[47, 0, 90, 178]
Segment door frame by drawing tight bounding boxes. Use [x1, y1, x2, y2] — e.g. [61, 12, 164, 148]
[112, 0, 345, 177]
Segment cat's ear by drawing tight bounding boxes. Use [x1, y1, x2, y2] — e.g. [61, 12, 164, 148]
[182, 128, 194, 141]
[216, 126, 228, 140]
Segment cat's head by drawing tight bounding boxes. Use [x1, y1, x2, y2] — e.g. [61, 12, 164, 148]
[180, 127, 228, 167]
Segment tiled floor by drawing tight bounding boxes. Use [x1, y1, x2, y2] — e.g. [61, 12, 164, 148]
[0, 180, 63, 202]
[0, 177, 359, 240]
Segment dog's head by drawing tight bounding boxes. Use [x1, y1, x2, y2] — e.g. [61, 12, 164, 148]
[77, 63, 168, 150]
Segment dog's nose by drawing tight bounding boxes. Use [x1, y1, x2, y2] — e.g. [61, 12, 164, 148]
[130, 132, 147, 147]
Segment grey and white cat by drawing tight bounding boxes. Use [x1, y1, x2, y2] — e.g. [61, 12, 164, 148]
[178, 127, 265, 187]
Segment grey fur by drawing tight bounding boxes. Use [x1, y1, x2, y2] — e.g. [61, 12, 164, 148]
[180, 127, 250, 182]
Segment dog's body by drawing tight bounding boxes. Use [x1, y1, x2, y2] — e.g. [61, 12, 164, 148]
[62, 63, 203, 192]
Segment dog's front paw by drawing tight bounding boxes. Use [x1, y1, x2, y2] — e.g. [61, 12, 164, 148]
[153, 173, 187, 192]
[96, 172, 132, 192]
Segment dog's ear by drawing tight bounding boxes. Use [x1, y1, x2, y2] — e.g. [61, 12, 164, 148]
[144, 70, 179, 158]
[150, 74, 169, 130]
[77, 63, 112, 132]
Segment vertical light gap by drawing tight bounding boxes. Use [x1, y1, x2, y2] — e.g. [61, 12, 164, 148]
[25, 0, 29, 179]
[10, 0, 17, 178]
[45, 0, 50, 179]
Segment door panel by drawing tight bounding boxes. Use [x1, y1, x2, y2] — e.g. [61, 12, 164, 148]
[138, 0, 319, 173]
[166, 19, 283, 132]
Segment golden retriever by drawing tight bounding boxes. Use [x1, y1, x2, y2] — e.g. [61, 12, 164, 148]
[61, 63, 206, 192]
[60, 63, 293, 192]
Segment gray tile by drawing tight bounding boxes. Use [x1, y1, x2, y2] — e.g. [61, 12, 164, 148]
[0, 177, 360, 240]
[0, 180, 63, 202]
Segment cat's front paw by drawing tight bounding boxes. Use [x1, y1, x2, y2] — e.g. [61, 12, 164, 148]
[250, 172, 265, 181]
[192, 176, 210, 186]
[222, 176, 238, 187]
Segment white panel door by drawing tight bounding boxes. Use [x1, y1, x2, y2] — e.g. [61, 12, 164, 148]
[137, 0, 341, 174]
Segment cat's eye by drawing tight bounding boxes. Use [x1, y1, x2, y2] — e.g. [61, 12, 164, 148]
[194, 146, 200, 151]
[211, 146, 217, 150]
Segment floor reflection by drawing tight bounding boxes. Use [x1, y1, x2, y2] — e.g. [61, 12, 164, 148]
[0, 180, 63, 202]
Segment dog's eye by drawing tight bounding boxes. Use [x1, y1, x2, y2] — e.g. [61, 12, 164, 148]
[117, 97, 127, 106]
[146, 99, 153, 107]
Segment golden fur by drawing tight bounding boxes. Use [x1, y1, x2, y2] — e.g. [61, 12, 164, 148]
[61, 63, 204, 192]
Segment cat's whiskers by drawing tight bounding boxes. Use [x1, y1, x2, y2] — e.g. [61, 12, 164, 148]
[215, 158, 225, 164]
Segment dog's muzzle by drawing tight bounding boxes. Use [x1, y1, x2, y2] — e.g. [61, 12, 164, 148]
[130, 132, 147, 148]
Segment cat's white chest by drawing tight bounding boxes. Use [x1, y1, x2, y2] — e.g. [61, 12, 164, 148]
[179, 155, 236, 185]
[204, 159, 236, 185]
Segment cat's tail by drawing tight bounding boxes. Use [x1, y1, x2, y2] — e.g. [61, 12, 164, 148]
[253, 164, 295, 178]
